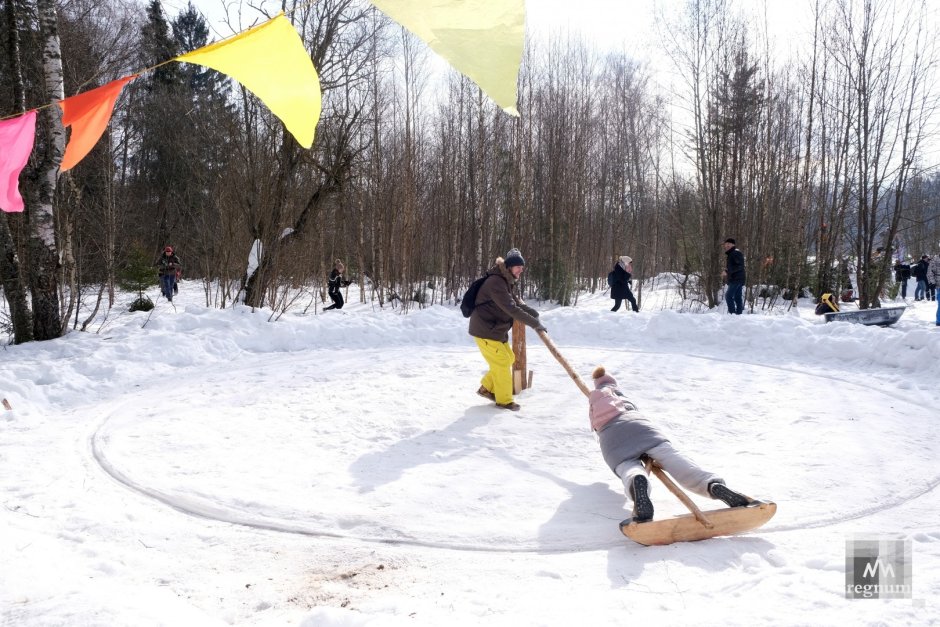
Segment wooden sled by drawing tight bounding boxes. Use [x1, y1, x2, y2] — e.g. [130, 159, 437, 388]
[619, 461, 776, 546]
[621, 501, 777, 546]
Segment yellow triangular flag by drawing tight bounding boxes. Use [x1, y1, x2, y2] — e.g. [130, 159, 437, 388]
[176, 13, 321, 148]
[370, 0, 524, 115]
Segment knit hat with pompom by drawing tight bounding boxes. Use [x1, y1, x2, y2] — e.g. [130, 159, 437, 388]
[504, 248, 526, 268]
[592, 365, 617, 388]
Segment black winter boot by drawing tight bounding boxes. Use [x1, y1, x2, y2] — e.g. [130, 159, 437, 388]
[709, 481, 751, 508]
[631, 475, 654, 522]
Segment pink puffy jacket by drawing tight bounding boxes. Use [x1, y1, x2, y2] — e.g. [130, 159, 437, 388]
[588, 373, 636, 431]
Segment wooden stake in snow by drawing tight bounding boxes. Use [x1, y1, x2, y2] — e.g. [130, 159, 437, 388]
[511, 320, 532, 394]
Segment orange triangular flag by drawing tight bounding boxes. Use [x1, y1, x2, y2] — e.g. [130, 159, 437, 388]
[59, 75, 137, 171]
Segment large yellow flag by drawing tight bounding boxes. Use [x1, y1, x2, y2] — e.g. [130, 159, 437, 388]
[176, 14, 321, 148]
[370, 0, 524, 115]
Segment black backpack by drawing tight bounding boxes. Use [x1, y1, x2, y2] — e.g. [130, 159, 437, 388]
[607, 271, 616, 288]
[460, 275, 489, 318]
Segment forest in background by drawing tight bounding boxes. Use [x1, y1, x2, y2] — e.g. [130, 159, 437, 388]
[2, 0, 940, 344]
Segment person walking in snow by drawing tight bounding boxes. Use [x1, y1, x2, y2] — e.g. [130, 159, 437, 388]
[155, 246, 181, 302]
[610, 255, 639, 313]
[588, 366, 755, 523]
[469, 248, 546, 411]
[928, 255, 940, 327]
[324, 259, 352, 311]
[722, 238, 746, 315]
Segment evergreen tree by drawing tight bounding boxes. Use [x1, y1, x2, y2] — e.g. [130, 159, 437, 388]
[117, 245, 159, 311]
[140, 0, 180, 88]
[169, 2, 238, 279]
[125, 0, 187, 250]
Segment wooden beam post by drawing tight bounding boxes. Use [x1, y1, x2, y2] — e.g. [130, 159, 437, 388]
[512, 319, 528, 394]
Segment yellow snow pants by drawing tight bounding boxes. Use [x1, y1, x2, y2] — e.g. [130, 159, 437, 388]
[474, 338, 516, 405]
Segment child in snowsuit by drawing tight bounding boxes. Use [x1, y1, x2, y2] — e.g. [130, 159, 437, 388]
[588, 366, 753, 523]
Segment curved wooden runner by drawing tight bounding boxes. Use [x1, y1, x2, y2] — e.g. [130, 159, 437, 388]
[620, 502, 777, 546]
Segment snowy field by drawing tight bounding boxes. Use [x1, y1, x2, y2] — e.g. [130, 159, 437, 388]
[2, 278, 939, 626]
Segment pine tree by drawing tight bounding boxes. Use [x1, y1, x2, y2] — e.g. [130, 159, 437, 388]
[118, 246, 159, 311]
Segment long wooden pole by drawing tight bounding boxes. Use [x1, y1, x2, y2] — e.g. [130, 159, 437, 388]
[535, 330, 712, 528]
[645, 459, 714, 528]
[535, 330, 591, 397]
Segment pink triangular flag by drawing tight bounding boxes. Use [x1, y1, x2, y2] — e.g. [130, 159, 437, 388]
[0, 110, 37, 213]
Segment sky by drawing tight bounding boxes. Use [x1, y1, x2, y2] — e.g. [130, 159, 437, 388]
[164, 0, 812, 60]
[2, 274, 939, 625]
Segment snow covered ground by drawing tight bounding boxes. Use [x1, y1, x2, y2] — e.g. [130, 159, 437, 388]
[2, 278, 939, 626]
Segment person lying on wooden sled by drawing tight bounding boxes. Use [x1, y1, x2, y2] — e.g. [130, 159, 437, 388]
[588, 366, 754, 523]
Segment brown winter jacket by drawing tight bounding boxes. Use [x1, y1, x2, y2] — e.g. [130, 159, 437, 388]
[468, 257, 542, 342]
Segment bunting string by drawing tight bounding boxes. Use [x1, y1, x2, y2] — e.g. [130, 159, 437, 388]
[0, 1, 525, 212]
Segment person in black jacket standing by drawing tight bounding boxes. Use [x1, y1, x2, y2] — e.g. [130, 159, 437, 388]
[912, 255, 930, 301]
[722, 238, 746, 315]
[893, 258, 911, 299]
[610, 255, 639, 312]
[324, 259, 352, 311]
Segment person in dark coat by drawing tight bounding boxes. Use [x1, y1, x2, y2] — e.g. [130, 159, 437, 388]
[722, 238, 746, 314]
[155, 246, 181, 302]
[469, 248, 546, 411]
[912, 255, 929, 301]
[610, 255, 639, 312]
[893, 258, 911, 299]
[324, 259, 352, 311]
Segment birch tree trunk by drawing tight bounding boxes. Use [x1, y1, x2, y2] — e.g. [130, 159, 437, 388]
[28, 0, 64, 340]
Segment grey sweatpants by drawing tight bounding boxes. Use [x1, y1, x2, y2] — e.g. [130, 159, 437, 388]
[614, 441, 722, 507]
